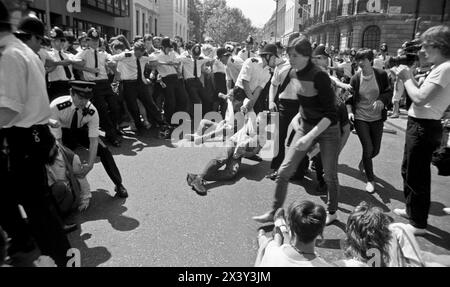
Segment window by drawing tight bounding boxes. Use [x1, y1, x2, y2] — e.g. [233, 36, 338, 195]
[362, 25, 380, 50]
[136, 10, 139, 35]
[347, 29, 353, 48]
[155, 18, 158, 35]
[142, 12, 145, 34]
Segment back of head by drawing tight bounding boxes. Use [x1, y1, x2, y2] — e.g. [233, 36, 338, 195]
[420, 25, 450, 58]
[345, 202, 393, 265]
[161, 37, 172, 49]
[287, 36, 312, 57]
[287, 200, 326, 244]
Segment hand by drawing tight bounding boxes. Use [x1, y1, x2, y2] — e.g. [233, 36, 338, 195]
[348, 112, 355, 123]
[396, 65, 412, 82]
[295, 134, 314, 152]
[80, 164, 93, 177]
[78, 198, 90, 212]
[240, 105, 249, 115]
[341, 83, 353, 92]
[269, 101, 278, 112]
[373, 100, 384, 112]
[48, 119, 60, 129]
[33, 256, 57, 267]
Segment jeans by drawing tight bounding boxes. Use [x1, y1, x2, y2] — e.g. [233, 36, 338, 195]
[354, 119, 384, 182]
[273, 122, 341, 213]
[402, 117, 442, 229]
[162, 75, 188, 124]
[200, 141, 242, 182]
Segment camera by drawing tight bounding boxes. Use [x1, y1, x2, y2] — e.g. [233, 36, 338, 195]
[388, 39, 422, 67]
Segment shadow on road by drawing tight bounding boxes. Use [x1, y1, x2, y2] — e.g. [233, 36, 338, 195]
[423, 224, 450, 251]
[68, 190, 140, 266]
[110, 129, 176, 156]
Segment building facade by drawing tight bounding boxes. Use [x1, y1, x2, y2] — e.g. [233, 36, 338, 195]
[300, 0, 450, 53]
[158, 0, 189, 40]
[132, 0, 159, 38]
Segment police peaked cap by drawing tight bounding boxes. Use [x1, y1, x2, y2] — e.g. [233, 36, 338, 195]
[14, 16, 45, 38]
[49, 27, 65, 39]
[245, 35, 254, 45]
[70, 81, 96, 99]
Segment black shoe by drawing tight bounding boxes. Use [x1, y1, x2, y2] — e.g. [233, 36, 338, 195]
[265, 170, 278, 181]
[115, 185, 128, 198]
[62, 223, 78, 234]
[191, 177, 207, 196]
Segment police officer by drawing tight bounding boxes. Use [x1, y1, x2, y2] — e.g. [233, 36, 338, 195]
[237, 35, 257, 62]
[73, 28, 122, 147]
[47, 27, 76, 101]
[0, 2, 71, 267]
[49, 81, 128, 198]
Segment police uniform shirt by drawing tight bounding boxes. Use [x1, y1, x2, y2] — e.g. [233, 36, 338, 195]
[177, 55, 212, 79]
[235, 57, 271, 93]
[152, 50, 179, 78]
[74, 48, 111, 81]
[47, 49, 75, 82]
[237, 49, 256, 62]
[37, 48, 51, 67]
[212, 58, 227, 74]
[0, 35, 51, 128]
[271, 62, 298, 101]
[49, 95, 99, 139]
[110, 51, 157, 83]
[225, 56, 244, 83]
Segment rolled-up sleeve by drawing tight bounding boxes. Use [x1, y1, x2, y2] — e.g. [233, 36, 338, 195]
[88, 113, 100, 138]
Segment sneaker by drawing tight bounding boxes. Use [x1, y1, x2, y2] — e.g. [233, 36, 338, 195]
[186, 173, 196, 187]
[405, 224, 427, 236]
[444, 207, 450, 215]
[252, 211, 275, 224]
[191, 177, 207, 196]
[393, 208, 409, 219]
[366, 182, 375, 194]
[265, 170, 278, 181]
[326, 212, 338, 225]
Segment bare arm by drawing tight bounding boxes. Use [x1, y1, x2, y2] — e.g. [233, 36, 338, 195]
[0, 107, 18, 126]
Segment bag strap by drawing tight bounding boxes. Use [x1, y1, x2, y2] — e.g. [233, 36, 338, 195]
[275, 68, 293, 103]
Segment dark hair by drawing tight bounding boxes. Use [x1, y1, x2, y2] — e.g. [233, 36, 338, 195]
[133, 41, 146, 51]
[421, 25, 450, 58]
[14, 33, 33, 43]
[0, 226, 7, 266]
[144, 34, 153, 42]
[287, 200, 326, 244]
[111, 40, 125, 51]
[355, 48, 374, 63]
[287, 36, 312, 57]
[161, 37, 172, 48]
[113, 34, 131, 50]
[344, 202, 393, 266]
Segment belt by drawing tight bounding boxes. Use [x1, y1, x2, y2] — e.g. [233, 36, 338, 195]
[121, 79, 138, 83]
[93, 79, 109, 83]
[185, 78, 201, 81]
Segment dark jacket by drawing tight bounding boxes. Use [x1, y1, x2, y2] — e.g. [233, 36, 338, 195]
[346, 68, 392, 121]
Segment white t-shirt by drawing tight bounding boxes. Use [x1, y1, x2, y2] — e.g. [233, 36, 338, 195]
[271, 62, 298, 101]
[409, 60, 450, 120]
[258, 242, 332, 267]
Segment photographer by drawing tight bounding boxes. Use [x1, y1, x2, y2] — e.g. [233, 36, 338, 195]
[393, 25, 450, 235]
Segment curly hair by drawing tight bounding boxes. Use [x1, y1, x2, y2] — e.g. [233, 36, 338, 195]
[344, 202, 393, 265]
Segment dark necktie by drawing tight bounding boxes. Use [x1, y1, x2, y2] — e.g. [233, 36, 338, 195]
[194, 58, 198, 79]
[94, 50, 98, 77]
[71, 108, 78, 130]
[248, 50, 250, 59]
[136, 57, 142, 82]
[59, 51, 72, 80]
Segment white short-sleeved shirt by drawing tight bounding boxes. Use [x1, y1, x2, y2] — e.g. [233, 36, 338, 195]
[225, 56, 244, 83]
[258, 242, 332, 267]
[37, 48, 51, 67]
[49, 95, 99, 139]
[271, 62, 298, 101]
[74, 48, 111, 81]
[212, 58, 226, 74]
[177, 55, 211, 79]
[152, 50, 179, 77]
[0, 35, 51, 128]
[110, 51, 156, 83]
[47, 49, 75, 82]
[235, 57, 271, 93]
[409, 60, 450, 120]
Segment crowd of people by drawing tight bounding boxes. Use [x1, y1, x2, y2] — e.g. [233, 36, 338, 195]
[0, 0, 449, 267]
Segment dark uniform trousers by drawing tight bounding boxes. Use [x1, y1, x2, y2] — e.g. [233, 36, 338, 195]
[48, 81, 70, 102]
[200, 142, 241, 182]
[213, 72, 227, 119]
[61, 127, 122, 187]
[185, 78, 212, 117]
[122, 80, 166, 128]
[161, 74, 188, 124]
[92, 80, 121, 140]
[0, 126, 71, 267]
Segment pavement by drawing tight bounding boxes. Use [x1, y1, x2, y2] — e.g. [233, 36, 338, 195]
[50, 111, 450, 266]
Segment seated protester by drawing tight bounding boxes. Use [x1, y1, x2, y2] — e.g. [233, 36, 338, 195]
[49, 81, 128, 198]
[183, 91, 245, 144]
[186, 111, 269, 196]
[255, 201, 331, 267]
[46, 141, 92, 215]
[335, 202, 450, 267]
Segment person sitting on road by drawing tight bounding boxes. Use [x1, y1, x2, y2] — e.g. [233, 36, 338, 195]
[255, 200, 332, 267]
[335, 202, 450, 267]
[186, 111, 269, 196]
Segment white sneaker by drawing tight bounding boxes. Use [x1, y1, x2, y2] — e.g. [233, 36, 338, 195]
[405, 224, 427, 236]
[325, 212, 337, 225]
[366, 182, 375, 194]
[443, 208, 450, 215]
[393, 208, 409, 219]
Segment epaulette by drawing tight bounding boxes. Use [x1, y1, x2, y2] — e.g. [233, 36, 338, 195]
[198, 57, 204, 60]
[57, 101, 72, 111]
[251, 58, 259, 63]
[231, 58, 235, 63]
[82, 108, 95, 116]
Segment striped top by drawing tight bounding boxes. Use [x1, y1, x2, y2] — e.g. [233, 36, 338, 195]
[296, 61, 338, 126]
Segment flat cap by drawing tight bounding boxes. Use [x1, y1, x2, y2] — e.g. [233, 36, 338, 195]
[70, 81, 96, 99]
